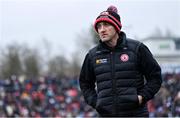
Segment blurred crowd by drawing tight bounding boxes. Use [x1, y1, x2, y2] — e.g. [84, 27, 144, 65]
[148, 72, 180, 117]
[0, 72, 179, 117]
[0, 75, 97, 117]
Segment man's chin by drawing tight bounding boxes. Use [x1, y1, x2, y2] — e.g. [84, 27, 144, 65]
[100, 38, 109, 42]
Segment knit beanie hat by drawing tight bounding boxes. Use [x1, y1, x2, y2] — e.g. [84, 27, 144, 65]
[94, 5, 122, 33]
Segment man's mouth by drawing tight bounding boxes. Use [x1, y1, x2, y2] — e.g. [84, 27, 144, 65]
[101, 34, 107, 37]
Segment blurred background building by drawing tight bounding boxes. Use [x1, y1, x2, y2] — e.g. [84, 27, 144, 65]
[142, 37, 180, 73]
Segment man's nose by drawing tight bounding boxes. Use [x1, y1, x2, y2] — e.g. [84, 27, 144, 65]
[99, 25, 105, 32]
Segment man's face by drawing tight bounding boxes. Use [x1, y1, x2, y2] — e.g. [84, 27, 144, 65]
[97, 22, 117, 42]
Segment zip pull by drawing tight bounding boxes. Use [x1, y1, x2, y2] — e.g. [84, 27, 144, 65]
[123, 47, 127, 50]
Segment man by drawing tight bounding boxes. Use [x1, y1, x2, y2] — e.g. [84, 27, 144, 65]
[79, 5, 162, 117]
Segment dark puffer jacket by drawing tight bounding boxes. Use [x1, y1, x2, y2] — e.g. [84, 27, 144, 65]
[79, 32, 162, 116]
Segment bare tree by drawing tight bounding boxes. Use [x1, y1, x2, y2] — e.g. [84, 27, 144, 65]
[67, 52, 81, 77]
[0, 44, 23, 78]
[47, 55, 69, 77]
[22, 48, 41, 78]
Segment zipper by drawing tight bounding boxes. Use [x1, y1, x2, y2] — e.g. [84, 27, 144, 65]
[110, 51, 117, 115]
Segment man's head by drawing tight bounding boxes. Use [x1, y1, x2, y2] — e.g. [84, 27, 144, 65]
[94, 5, 122, 34]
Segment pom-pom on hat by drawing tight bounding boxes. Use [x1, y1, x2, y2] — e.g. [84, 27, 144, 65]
[94, 5, 122, 33]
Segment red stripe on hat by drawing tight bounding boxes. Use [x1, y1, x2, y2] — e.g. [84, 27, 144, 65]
[107, 14, 122, 27]
[94, 18, 121, 32]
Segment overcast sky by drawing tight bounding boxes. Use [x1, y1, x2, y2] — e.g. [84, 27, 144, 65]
[0, 0, 180, 58]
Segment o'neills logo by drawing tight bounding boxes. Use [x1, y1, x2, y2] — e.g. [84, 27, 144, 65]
[96, 58, 108, 64]
[120, 54, 129, 62]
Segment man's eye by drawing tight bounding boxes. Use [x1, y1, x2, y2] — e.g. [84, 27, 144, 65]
[97, 24, 101, 29]
[97, 24, 100, 28]
[104, 22, 110, 26]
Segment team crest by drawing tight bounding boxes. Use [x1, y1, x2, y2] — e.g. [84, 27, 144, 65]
[120, 54, 129, 62]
